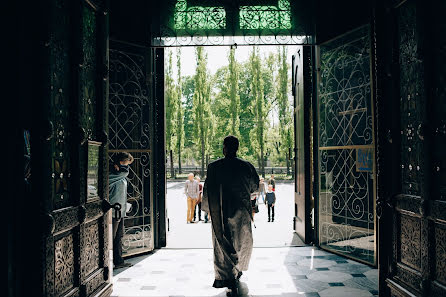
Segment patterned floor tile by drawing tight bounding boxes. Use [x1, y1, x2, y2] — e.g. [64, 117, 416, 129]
[319, 286, 373, 297]
[112, 247, 378, 297]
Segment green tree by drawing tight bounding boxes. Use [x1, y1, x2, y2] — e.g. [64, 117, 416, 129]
[277, 46, 293, 174]
[165, 50, 177, 177]
[193, 47, 213, 176]
[175, 48, 185, 173]
[210, 66, 230, 159]
[182, 75, 195, 149]
[238, 61, 255, 161]
[228, 46, 240, 137]
[249, 47, 267, 176]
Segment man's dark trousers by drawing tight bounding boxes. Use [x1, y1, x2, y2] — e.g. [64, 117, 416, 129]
[267, 204, 275, 221]
[194, 202, 202, 221]
[112, 218, 124, 265]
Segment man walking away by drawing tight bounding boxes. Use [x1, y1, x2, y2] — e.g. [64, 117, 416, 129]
[203, 135, 259, 296]
[185, 173, 199, 223]
[109, 152, 134, 268]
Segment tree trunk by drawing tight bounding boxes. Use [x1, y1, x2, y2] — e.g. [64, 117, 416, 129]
[201, 137, 205, 177]
[260, 146, 265, 177]
[286, 151, 290, 176]
[170, 149, 175, 179]
[178, 148, 182, 174]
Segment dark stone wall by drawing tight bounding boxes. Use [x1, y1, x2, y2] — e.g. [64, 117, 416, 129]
[315, 0, 372, 44]
[110, 0, 151, 46]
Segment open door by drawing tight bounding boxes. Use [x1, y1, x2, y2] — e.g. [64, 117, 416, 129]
[108, 41, 154, 257]
[35, 1, 113, 296]
[292, 47, 313, 244]
[316, 26, 376, 265]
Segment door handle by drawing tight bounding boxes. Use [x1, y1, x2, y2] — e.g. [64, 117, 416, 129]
[102, 200, 122, 220]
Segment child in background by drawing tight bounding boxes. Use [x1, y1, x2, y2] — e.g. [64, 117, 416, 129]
[265, 184, 276, 222]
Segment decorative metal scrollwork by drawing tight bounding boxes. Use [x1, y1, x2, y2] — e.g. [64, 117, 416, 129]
[109, 48, 153, 255]
[318, 26, 375, 265]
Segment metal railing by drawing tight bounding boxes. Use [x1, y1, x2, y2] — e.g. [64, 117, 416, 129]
[166, 166, 293, 179]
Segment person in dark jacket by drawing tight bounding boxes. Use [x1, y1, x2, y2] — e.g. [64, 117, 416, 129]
[202, 135, 259, 296]
[265, 184, 276, 222]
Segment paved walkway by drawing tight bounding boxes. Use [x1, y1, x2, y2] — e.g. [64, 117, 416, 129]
[112, 246, 378, 297]
[166, 181, 303, 248]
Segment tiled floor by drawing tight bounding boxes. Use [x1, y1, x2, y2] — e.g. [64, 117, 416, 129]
[112, 246, 378, 297]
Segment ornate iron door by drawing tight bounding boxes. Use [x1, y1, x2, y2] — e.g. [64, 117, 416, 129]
[379, 1, 446, 296]
[40, 1, 112, 296]
[292, 47, 312, 243]
[108, 41, 154, 256]
[317, 26, 376, 265]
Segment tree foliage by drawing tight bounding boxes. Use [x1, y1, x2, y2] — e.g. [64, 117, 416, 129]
[165, 46, 294, 174]
[192, 47, 213, 175]
[165, 50, 177, 153]
[175, 48, 185, 172]
[249, 47, 267, 176]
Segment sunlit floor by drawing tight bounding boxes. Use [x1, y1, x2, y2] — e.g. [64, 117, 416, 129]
[112, 246, 378, 297]
[112, 181, 378, 296]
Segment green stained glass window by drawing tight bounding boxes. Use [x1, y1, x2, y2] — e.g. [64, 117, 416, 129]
[174, 0, 226, 30]
[239, 0, 291, 30]
[173, 0, 291, 31]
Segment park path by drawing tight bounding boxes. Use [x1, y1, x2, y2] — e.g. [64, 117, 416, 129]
[165, 181, 304, 248]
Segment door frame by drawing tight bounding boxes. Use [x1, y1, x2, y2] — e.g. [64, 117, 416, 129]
[292, 46, 314, 244]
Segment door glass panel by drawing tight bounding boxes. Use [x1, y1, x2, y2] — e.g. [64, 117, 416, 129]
[318, 26, 375, 264]
[87, 142, 100, 199]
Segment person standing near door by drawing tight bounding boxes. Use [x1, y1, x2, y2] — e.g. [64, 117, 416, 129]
[202, 135, 259, 296]
[184, 173, 199, 223]
[109, 152, 134, 268]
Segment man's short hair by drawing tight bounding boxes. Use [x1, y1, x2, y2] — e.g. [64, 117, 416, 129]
[223, 135, 239, 155]
[113, 152, 134, 164]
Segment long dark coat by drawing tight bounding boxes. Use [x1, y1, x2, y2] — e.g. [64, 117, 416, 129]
[202, 156, 259, 288]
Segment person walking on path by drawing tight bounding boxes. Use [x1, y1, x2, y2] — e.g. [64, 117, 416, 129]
[265, 184, 276, 222]
[268, 174, 276, 191]
[258, 177, 266, 204]
[202, 135, 259, 296]
[194, 176, 203, 221]
[251, 192, 259, 219]
[109, 152, 134, 268]
[185, 173, 199, 223]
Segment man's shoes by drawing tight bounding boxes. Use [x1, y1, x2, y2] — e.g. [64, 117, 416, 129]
[268, 218, 270, 222]
[272, 219, 274, 222]
[114, 262, 133, 269]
